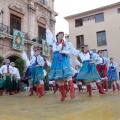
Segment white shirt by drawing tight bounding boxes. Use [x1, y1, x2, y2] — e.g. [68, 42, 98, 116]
[30, 50, 44, 66]
[43, 69, 47, 77]
[12, 67, 20, 79]
[71, 67, 75, 76]
[74, 69, 79, 74]
[0, 65, 13, 74]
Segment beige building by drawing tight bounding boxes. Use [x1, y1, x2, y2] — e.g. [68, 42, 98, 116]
[0, 0, 57, 62]
[65, 2, 120, 78]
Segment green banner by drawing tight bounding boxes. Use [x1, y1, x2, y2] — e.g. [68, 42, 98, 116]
[12, 29, 25, 51]
[42, 39, 50, 56]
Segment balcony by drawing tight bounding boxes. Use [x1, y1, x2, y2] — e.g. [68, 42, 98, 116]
[36, 0, 52, 11]
[38, 0, 45, 5]
[0, 23, 29, 40]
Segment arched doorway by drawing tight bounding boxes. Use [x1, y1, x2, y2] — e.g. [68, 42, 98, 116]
[7, 55, 21, 63]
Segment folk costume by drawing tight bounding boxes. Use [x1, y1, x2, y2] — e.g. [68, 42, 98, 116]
[10, 62, 21, 93]
[0, 59, 14, 95]
[29, 48, 44, 98]
[0, 68, 4, 96]
[48, 32, 75, 101]
[108, 60, 120, 91]
[73, 47, 105, 96]
[74, 59, 83, 92]
[95, 53, 109, 92]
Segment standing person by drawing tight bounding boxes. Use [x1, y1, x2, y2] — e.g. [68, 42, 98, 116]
[74, 59, 83, 92]
[76, 45, 105, 97]
[48, 32, 75, 101]
[10, 62, 18, 94]
[0, 59, 14, 95]
[108, 58, 120, 91]
[0, 68, 4, 96]
[96, 51, 109, 92]
[29, 45, 44, 98]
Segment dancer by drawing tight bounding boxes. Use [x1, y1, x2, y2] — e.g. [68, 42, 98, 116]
[0, 59, 14, 95]
[10, 62, 20, 94]
[108, 58, 120, 91]
[75, 45, 105, 96]
[74, 59, 83, 92]
[95, 51, 109, 92]
[30, 46, 45, 97]
[0, 68, 4, 96]
[48, 32, 75, 101]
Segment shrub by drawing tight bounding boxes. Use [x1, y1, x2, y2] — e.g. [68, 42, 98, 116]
[15, 58, 25, 78]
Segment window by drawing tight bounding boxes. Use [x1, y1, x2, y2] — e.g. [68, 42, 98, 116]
[98, 49, 108, 57]
[95, 13, 104, 23]
[10, 14, 21, 30]
[39, 0, 45, 4]
[118, 8, 120, 13]
[83, 17, 89, 22]
[97, 31, 107, 46]
[89, 15, 94, 20]
[75, 18, 83, 27]
[38, 26, 46, 44]
[76, 35, 84, 49]
[91, 49, 96, 53]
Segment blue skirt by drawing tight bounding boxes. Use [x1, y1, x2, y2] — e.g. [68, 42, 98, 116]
[30, 64, 44, 86]
[108, 68, 118, 81]
[76, 60, 101, 82]
[48, 52, 73, 81]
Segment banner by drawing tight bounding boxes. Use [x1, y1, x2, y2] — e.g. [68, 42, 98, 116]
[12, 29, 25, 51]
[42, 39, 50, 56]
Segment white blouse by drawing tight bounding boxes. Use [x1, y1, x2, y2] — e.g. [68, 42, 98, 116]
[78, 52, 91, 62]
[95, 55, 108, 65]
[74, 69, 79, 75]
[30, 50, 44, 66]
[52, 40, 73, 55]
[108, 62, 118, 69]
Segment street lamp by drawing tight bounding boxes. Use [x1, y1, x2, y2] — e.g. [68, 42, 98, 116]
[0, 9, 4, 25]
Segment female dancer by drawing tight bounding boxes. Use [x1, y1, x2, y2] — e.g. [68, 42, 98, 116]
[0, 69, 4, 96]
[75, 45, 105, 96]
[23, 46, 44, 98]
[96, 51, 109, 92]
[108, 58, 120, 91]
[48, 32, 75, 101]
[74, 59, 83, 92]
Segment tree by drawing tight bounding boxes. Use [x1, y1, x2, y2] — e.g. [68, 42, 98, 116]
[0, 56, 4, 67]
[15, 58, 25, 78]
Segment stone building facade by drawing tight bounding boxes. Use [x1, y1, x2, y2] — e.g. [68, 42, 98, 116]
[0, 0, 57, 62]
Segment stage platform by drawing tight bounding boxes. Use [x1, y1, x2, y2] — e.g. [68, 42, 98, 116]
[0, 90, 120, 120]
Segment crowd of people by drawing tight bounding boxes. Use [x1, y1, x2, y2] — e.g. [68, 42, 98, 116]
[0, 31, 120, 102]
[0, 59, 20, 96]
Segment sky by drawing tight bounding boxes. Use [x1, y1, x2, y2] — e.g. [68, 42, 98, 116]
[54, 0, 120, 34]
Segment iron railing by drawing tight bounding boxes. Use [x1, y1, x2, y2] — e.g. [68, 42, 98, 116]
[0, 23, 29, 40]
[37, 0, 52, 10]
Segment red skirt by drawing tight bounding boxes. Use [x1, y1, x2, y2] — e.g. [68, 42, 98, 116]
[96, 64, 107, 77]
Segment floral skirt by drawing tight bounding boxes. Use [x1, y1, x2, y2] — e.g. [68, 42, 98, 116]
[30, 64, 44, 86]
[108, 68, 118, 81]
[48, 52, 73, 81]
[76, 60, 101, 82]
